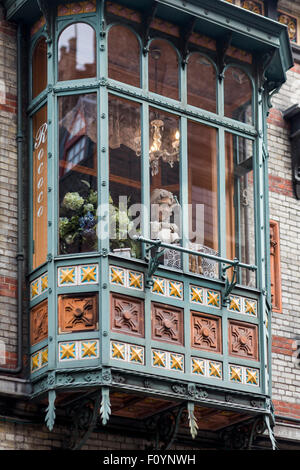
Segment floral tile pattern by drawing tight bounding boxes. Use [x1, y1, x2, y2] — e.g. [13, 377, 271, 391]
[110, 341, 145, 365]
[110, 266, 144, 291]
[58, 339, 99, 362]
[190, 285, 221, 309]
[228, 295, 257, 317]
[58, 264, 99, 287]
[151, 276, 183, 300]
[229, 364, 259, 386]
[152, 349, 184, 372]
[30, 272, 48, 301]
[31, 347, 48, 373]
[191, 357, 222, 379]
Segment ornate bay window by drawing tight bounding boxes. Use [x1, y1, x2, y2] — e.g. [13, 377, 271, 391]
[13, 0, 293, 448]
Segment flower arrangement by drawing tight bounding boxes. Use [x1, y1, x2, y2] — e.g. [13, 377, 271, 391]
[59, 182, 140, 257]
[59, 183, 98, 254]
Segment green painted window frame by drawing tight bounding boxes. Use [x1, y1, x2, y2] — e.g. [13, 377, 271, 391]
[28, 4, 263, 287]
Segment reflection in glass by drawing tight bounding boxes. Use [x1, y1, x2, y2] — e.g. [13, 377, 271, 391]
[188, 120, 218, 278]
[224, 67, 252, 124]
[149, 39, 179, 100]
[187, 53, 216, 113]
[59, 94, 97, 254]
[149, 107, 181, 268]
[226, 133, 256, 287]
[109, 95, 142, 258]
[32, 105, 48, 269]
[108, 25, 140, 87]
[58, 23, 96, 81]
[32, 37, 47, 99]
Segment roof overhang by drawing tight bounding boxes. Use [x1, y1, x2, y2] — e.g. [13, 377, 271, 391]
[2, 0, 293, 85]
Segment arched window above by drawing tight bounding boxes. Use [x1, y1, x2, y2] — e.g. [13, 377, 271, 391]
[108, 25, 141, 88]
[149, 39, 179, 100]
[32, 36, 47, 99]
[224, 66, 253, 124]
[187, 53, 216, 113]
[58, 23, 96, 81]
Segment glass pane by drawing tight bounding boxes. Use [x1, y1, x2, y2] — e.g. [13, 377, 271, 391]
[224, 67, 252, 124]
[58, 23, 96, 81]
[108, 25, 140, 87]
[149, 107, 181, 268]
[32, 37, 47, 99]
[187, 53, 216, 113]
[32, 105, 48, 269]
[149, 39, 179, 100]
[109, 95, 142, 259]
[225, 133, 256, 287]
[188, 120, 218, 278]
[59, 94, 97, 254]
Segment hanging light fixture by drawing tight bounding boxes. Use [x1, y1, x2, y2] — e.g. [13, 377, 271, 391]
[149, 119, 180, 176]
[134, 45, 180, 176]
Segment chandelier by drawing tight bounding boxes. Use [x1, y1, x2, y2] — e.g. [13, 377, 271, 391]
[133, 120, 180, 176]
[133, 45, 180, 176]
[149, 119, 180, 176]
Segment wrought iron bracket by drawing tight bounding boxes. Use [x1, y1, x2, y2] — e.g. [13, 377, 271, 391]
[217, 32, 232, 81]
[180, 16, 197, 68]
[144, 240, 165, 288]
[144, 404, 185, 450]
[37, 0, 53, 43]
[142, 0, 158, 55]
[221, 258, 239, 307]
[219, 415, 267, 450]
[62, 390, 103, 450]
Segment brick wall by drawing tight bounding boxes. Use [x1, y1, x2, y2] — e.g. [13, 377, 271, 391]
[267, 64, 300, 416]
[0, 9, 18, 369]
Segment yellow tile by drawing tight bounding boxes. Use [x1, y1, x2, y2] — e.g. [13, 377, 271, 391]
[169, 281, 182, 298]
[81, 341, 98, 358]
[111, 342, 125, 360]
[60, 343, 76, 360]
[152, 350, 166, 367]
[170, 354, 183, 371]
[192, 358, 205, 375]
[207, 290, 220, 307]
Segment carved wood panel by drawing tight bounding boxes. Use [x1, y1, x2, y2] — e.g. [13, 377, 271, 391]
[228, 319, 258, 361]
[30, 299, 48, 346]
[191, 311, 222, 353]
[110, 293, 144, 338]
[58, 293, 98, 333]
[151, 302, 184, 346]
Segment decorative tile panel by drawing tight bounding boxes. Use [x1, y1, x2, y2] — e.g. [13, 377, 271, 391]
[206, 289, 220, 308]
[278, 11, 297, 42]
[229, 364, 259, 386]
[191, 311, 222, 353]
[57, 0, 97, 16]
[58, 264, 99, 287]
[151, 303, 184, 346]
[152, 349, 184, 372]
[110, 341, 144, 365]
[58, 293, 98, 334]
[110, 266, 144, 291]
[59, 339, 99, 362]
[30, 272, 48, 301]
[191, 357, 222, 379]
[241, 0, 264, 15]
[227, 295, 257, 317]
[190, 285, 221, 309]
[30, 299, 48, 346]
[31, 347, 48, 373]
[58, 267, 76, 286]
[151, 276, 183, 300]
[111, 293, 144, 338]
[228, 319, 259, 361]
